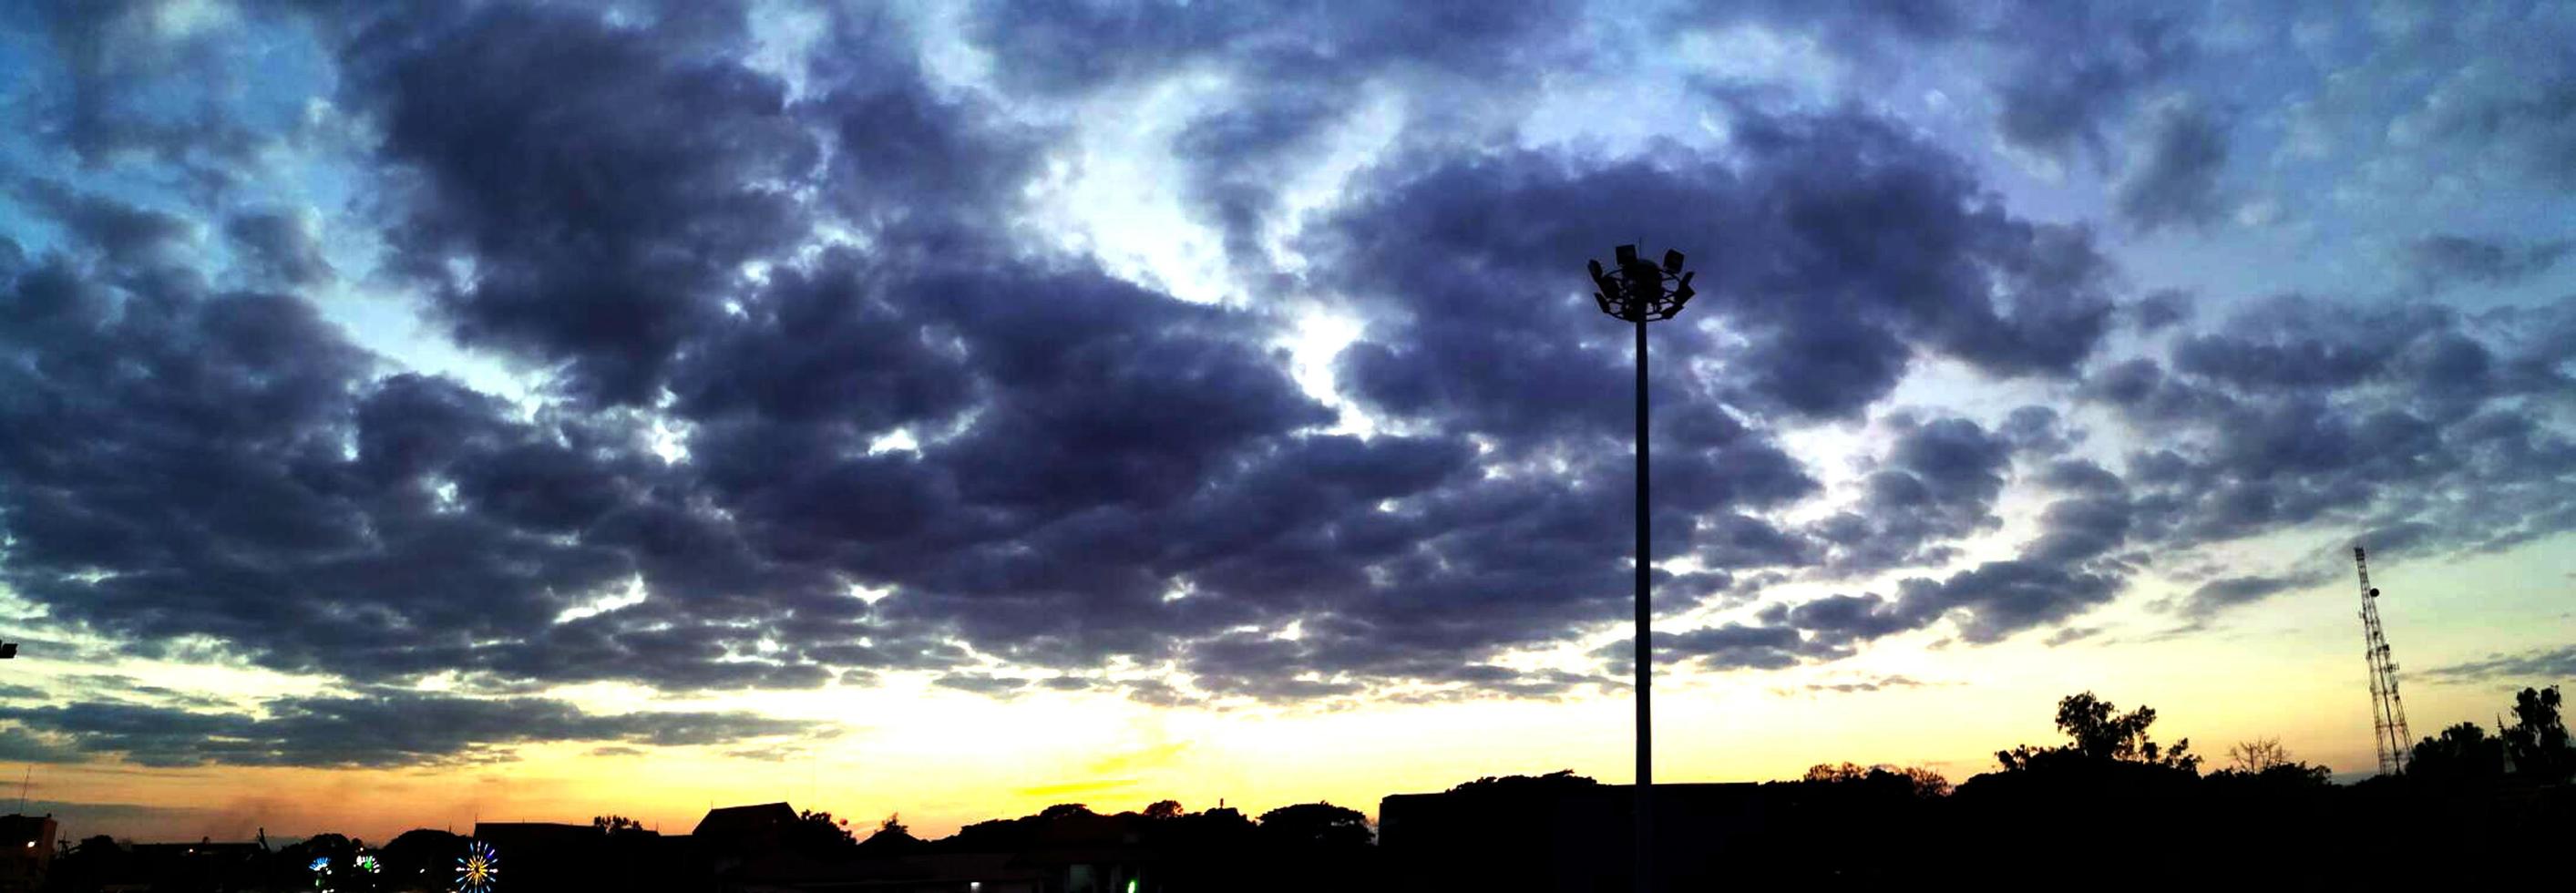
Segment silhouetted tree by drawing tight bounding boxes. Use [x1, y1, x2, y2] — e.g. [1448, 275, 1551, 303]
[2501, 685, 2572, 783]
[2228, 737, 2291, 773]
[1445, 769, 1599, 795]
[1037, 803, 1094, 820]
[1257, 802, 1372, 849]
[592, 814, 649, 836]
[854, 813, 919, 857]
[1996, 692, 2200, 773]
[1801, 763, 1951, 797]
[783, 809, 857, 857]
[1143, 799, 1185, 819]
[379, 828, 465, 889]
[1899, 765, 1952, 796]
[2205, 736, 2332, 789]
[2409, 722, 2507, 784]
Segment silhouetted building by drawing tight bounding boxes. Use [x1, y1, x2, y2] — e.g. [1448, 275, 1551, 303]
[0, 815, 54, 892]
[728, 851, 1045, 892]
[697, 803, 798, 858]
[476, 820, 707, 892]
[1380, 783, 1776, 891]
[123, 837, 269, 892]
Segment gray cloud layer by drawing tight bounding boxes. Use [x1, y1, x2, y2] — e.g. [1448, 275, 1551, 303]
[0, 0, 2571, 766]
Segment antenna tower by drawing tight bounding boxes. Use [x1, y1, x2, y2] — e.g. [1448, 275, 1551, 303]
[2354, 546, 2413, 775]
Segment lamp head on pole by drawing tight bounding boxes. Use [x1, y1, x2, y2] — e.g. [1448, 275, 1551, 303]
[1586, 244, 1697, 323]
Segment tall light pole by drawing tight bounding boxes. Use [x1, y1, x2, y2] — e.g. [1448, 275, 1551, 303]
[1586, 244, 1695, 893]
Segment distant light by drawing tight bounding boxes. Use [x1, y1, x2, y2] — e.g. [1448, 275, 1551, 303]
[1127, 880, 1139, 893]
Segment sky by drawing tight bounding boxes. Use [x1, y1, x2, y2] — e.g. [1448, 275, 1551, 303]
[0, 0, 2571, 846]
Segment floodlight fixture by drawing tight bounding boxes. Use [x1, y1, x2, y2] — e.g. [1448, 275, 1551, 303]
[1588, 244, 1698, 323]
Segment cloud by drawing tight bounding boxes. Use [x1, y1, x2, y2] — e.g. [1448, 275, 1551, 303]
[2114, 97, 2230, 231]
[1986, 4, 2199, 165]
[2407, 235, 2573, 289]
[2419, 646, 2576, 685]
[2130, 289, 2193, 332]
[0, 694, 821, 768]
[2177, 574, 2314, 618]
[0, 0, 2568, 714]
[2043, 626, 2104, 647]
[2389, 49, 2576, 190]
[334, 0, 822, 406]
[1891, 560, 2125, 645]
[10, 179, 199, 272]
[1798, 674, 1930, 694]
[0, 727, 83, 764]
[2086, 294, 2576, 562]
[222, 210, 333, 286]
[0, 0, 295, 189]
[1807, 416, 2015, 574]
[0, 0, 2158, 702]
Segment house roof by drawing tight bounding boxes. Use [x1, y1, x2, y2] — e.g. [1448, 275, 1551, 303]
[694, 802, 799, 839]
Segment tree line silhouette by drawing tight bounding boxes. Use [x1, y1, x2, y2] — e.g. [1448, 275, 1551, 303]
[28, 685, 2572, 890]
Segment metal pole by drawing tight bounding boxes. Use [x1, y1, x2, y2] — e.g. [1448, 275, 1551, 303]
[1634, 313, 1653, 893]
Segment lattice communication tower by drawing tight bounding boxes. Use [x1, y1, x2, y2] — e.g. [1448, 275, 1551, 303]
[2355, 545, 2414, 775]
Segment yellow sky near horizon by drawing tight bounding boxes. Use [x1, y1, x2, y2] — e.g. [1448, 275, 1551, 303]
[15, 529, 2564, 846]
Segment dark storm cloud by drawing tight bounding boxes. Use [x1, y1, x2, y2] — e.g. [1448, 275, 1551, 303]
[2407, 235, 2573, 288]
[1169, 93, 1345, 272]
[2131, 288, 2192, 332]
[222, 210, 334, 286]
[961, 0, 1589, 285]
[11, 0, 2561, 707]
[1999, 405, 2080, 457]
[1631, 624, 1823, 673]
[2078, 293, 2576, 619]
[333, 0, 818, 406]
[958, 0, 1586, 98]
[2399, 65, 2576, 192]
[4, 0, 1725, 703]
[2420, 645, 2576, 685]
[2177, 574, 2312, 618]
[0, 694, 818, 768]
[1695, 529, 2134, 656]
[0, 220, 913, 693]
[11, 179, 198, 272]
[0, 0, 298, 190]
[1309, 104, 2116, 430]
[2114, 98, 2229, 231]
[0, 728, 82, 764]
[1889, 560, 2124, 644]
[1674, 0, 2196, 169]
[1984, 3, 2197, 165]
[1807, 416, 2013, 575]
